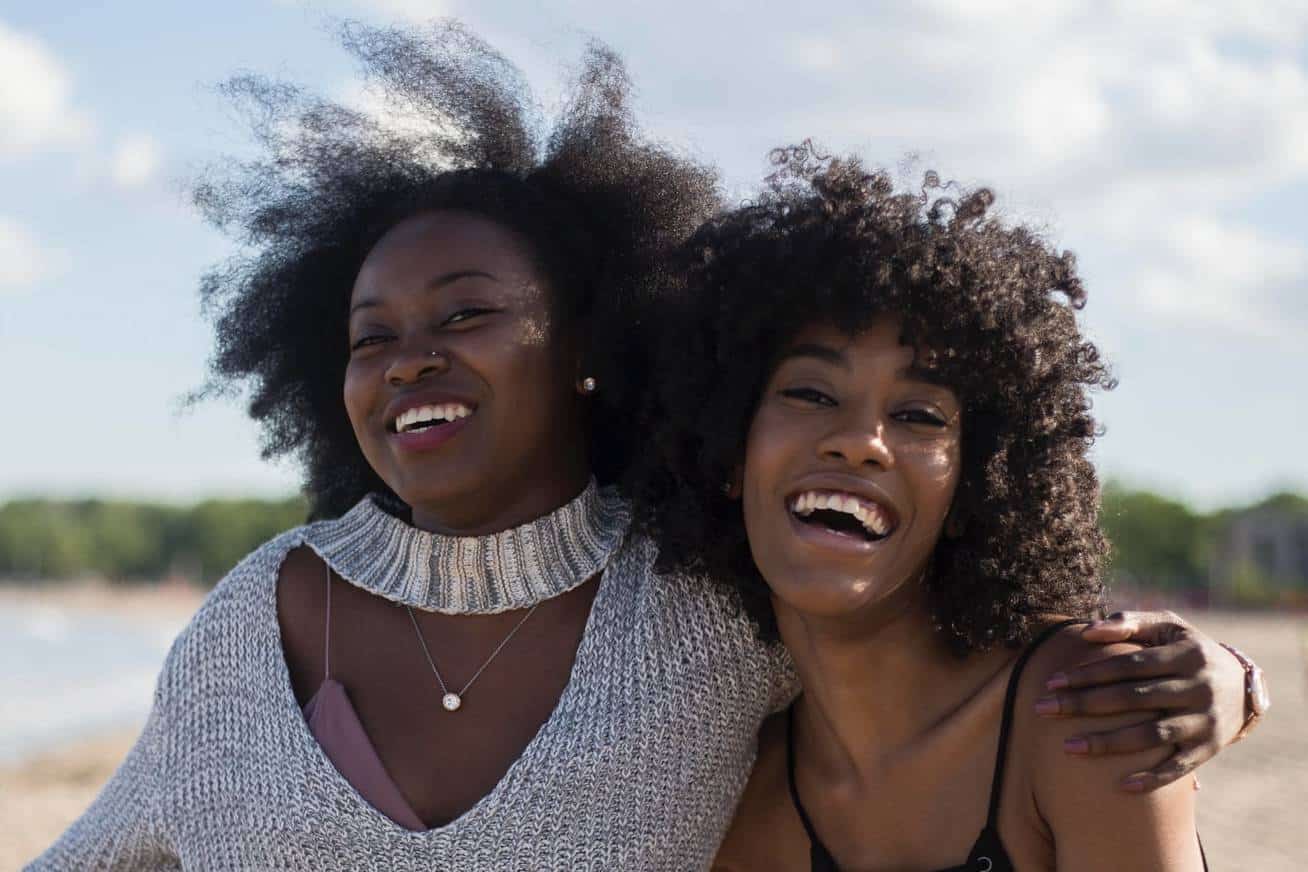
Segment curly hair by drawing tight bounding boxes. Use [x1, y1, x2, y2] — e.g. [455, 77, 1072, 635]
[629, 144, 1115, 653]
[193, 20, 718, 518]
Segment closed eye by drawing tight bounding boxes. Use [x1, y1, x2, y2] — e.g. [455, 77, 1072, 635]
[779, 387, 836, 407]
[442, 307, 499, 327]
[350, 334, 393, 352]
[893, 408, 948, 427]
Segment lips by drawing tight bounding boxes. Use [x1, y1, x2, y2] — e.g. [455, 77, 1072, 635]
[784, 482, 901, 546]
[383, 392, 479, 453]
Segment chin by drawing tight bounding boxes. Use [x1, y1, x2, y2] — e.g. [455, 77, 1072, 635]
[769, 569, 900, 619]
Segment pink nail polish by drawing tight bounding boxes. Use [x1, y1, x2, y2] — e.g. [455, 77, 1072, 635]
[1035, 696, 1060, 715]
[1063, 737, 1089, 755]
[1046, 673, 1069, 690]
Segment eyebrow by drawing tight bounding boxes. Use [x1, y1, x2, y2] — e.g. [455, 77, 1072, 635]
[349, 269, 499, 315]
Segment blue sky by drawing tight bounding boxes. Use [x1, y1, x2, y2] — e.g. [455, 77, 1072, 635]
[1, 0, 1305, 509]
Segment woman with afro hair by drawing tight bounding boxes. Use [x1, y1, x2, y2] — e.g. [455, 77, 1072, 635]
[32, 21, 1255, 871]
[631, 146, 1221, 870]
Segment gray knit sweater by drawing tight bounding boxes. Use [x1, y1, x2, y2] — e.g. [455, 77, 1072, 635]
[29, 485, 795, 871]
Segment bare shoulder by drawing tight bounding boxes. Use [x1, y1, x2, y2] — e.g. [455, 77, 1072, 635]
[712, 711, 808, 872]
[276, 545, 330, 704]
[1015, 621, 1164, 782]
[277, 545, 328, 612]
[1005, 622, 1203, 870]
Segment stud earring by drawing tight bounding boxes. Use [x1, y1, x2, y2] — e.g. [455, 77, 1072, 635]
[580, 376, 598, 394]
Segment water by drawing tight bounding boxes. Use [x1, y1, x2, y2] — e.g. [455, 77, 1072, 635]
[0, 602, 186, 762]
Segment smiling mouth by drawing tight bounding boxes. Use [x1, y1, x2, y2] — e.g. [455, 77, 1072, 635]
[788, 489, 898, 543]
[390, 402, 475, 434]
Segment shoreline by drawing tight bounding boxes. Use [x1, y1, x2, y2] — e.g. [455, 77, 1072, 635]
[0, 580, 206, 625]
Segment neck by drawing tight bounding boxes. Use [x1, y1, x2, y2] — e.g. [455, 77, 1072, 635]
[410, 461, 592, 535]
[777, 582, 1009, 785]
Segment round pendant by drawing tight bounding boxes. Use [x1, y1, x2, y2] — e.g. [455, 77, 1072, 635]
[442, 693, 462, 712]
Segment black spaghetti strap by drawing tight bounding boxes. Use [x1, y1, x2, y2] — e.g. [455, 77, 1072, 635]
[786, 705, 826, 851]
[983, 618, 1085, 826]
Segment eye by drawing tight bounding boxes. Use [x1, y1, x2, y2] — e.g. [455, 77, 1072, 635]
[779, 386, 837, 407]
[893, 407, 948, 427]
[442, 307, 498, 327]
[350, 333, 392, 352]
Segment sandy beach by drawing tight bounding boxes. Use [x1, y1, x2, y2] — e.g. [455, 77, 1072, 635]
[3, 605, 1304, 870]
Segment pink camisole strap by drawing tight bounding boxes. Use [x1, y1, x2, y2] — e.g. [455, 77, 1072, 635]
[302, 565, 426, 832]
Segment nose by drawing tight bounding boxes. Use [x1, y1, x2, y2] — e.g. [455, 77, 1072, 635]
[816, 417, 894, 470]
[385, 347, 451, 386]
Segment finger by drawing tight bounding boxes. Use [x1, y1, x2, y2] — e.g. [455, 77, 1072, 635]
[1122, 745, 1213, 793]
[1081, 610, 1191, 646]
[1035, 678, 1206, 717]
[1079, 611, 1141, 643]
[1045, 642, 1204, 690]
[1062, 714, 1214, 757]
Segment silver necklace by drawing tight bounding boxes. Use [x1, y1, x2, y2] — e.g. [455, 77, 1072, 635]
[405, 603, 541, 712]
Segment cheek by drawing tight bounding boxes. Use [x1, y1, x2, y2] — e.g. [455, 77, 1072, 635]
[740, 405, 801, 525]
[341, 362, 370, 430]
[901, 437, 962, 518]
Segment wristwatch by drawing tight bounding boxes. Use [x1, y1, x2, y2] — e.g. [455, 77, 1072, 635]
[1218, 642, 1270, 743]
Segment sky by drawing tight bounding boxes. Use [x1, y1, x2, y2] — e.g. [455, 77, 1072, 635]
[0, 0, 1305, 509]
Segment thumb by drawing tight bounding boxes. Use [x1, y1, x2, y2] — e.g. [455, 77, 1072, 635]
[1081, 612, 1138, 642]
[1082, 611, 1188, 646]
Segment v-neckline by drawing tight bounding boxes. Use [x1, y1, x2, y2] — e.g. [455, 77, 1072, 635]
[273, 532, 617, 838]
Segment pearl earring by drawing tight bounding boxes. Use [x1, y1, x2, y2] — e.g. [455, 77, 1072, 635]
[581, 376, 598, 394]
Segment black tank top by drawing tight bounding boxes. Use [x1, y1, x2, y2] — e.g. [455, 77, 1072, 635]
[786, 619, 1209, 871]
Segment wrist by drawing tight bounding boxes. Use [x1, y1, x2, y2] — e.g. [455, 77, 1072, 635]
[1218, 642, 1269, 743]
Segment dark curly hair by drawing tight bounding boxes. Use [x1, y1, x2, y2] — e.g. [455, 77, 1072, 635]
[629, 144, 1114, 653]
[193, 20, 718, 518]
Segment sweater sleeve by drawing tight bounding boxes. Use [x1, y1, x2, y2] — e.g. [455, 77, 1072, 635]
[24, 672, 179, 870]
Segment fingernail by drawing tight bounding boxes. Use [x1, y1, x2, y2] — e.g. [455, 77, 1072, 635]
[1063, 736, 1089, 755]
[1035, 696, 1061, 716]
[1086, 620, 1106, 630]
[1045, 673, 1069, 690]
[1123, 775, 1149, 792]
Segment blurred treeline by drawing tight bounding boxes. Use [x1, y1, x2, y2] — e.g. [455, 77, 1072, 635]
[1099, 483, 1308, 607]
[0, 497, 308, 585]
[0, 485, 1306, 599]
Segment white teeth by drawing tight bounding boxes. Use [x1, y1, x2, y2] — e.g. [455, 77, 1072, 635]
[395, 403, 473, 432]
[790, 490, 894, 537]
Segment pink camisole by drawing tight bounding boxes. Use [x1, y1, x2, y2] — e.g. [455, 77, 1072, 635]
[302, 568, 427, 831]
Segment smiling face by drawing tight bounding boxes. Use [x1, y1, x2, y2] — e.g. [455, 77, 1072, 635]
[741, 317, 963, 623]
[344, 210, 590, 533]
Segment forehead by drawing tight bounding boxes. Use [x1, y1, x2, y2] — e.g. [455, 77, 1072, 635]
[351, 210, 544, 302]
[784, 317, 915, 367]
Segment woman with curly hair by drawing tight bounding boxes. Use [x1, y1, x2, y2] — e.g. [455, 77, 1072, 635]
[632, 149, 1218, 869]
[32, 21, 1255, 871]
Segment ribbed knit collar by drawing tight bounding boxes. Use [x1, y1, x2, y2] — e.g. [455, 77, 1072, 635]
[302, 480, 631, 614]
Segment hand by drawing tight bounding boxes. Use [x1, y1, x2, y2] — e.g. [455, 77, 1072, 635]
[1036, 610, 1253, 792]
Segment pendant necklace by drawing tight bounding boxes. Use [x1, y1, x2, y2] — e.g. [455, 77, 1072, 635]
[405, 603, 541, 712]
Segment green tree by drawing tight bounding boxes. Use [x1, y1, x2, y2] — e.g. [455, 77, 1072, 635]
[1099, 482, 1207, 590]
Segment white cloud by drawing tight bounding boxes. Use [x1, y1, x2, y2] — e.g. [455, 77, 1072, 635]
[0, 217, 60, 293]
[347, 0, 450, 22]
[0, 21, 92, 158]
[109, 133, 162, 188]
[770, 2, 1308, 339]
